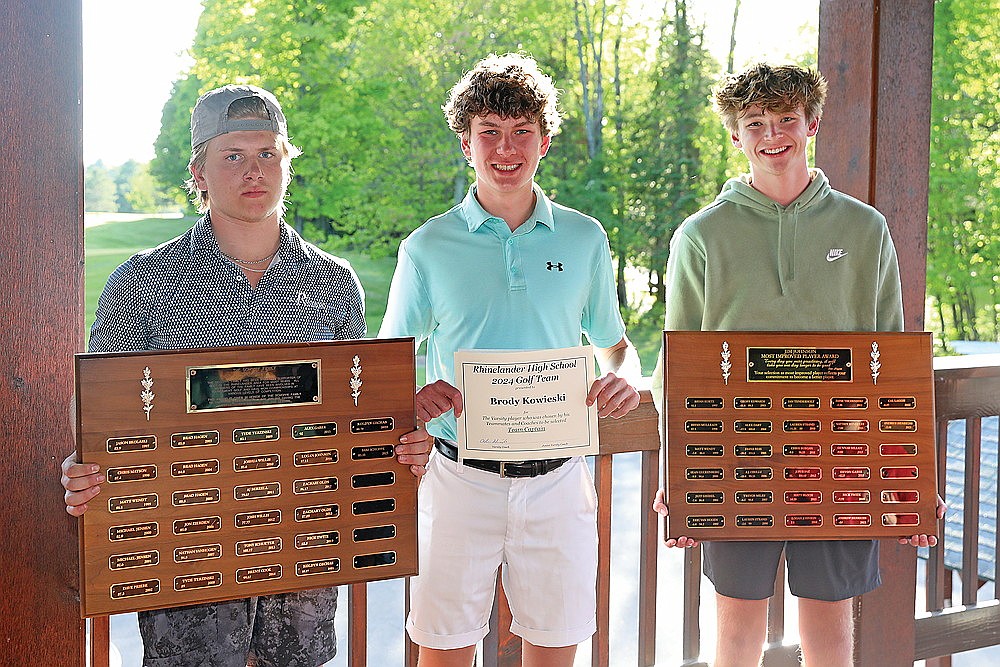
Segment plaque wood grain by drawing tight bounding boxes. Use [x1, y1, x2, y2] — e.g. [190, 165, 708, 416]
[75, 338, 417, 617]
[662, 332, 938, 541]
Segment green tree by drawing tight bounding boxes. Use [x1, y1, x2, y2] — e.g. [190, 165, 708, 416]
[927, 0, 1000, 344]
[85, 160, 118, 212]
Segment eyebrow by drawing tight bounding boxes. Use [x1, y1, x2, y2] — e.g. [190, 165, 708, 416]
[216, 144, 278, 152]
[477, 118, 534, 128]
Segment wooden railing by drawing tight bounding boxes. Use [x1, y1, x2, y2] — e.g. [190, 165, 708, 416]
[87, 356, 1000, 666]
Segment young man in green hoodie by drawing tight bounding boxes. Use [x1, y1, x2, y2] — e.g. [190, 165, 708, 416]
[652, 63, 940, 666]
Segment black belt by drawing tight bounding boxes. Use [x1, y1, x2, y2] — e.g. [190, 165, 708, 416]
[433, 438, 569, 478]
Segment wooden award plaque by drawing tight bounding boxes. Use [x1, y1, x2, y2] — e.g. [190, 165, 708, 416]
[662, 332, 938, 541]
[75, 338, 417, 617]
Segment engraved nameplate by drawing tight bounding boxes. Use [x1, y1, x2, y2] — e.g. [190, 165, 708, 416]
[735, 491, 773, 504]
[235, 537, 282, 556]
[173, 544, 222, 563]
[784, 491, 822, 504]
[292, 422, 338, 439]
[834, 514, 872, 526]
[734, 397, 771, 409]
[686, 420, 724, 433]
[236, 564, 282, 583]
[784, 467, 821, 480]
[294, 504, 340, 522]
[686, 397, 724, 409]
[831, 397, 868, 409]
[234, 426, 280, 443]
[294, 449, 339, 466]
[686, 468, 724, 480]
[110, 579, 160, 599]
[351, 417, 394, 433]
[880, 420, 917, 433]
[747, 347, 852, 382]
[735, 467, 772, 480]
[173, 516, 221, 534]
[734, 420, 772, 433]
[352, 445, 395, 460]
[735, 445, 772, 457]
[832, 420, 869, 432]
[686, 516, 725, 528]
[107, 435, 156, 453]
[783, 444, 821, 457]
[832, 466, 870, 479]
[235, 510, 281, 527]
[106, 465, 157, 483]
[233, 454, 280, 472]
[784, 420, 821, 432]
[109, 522, 158, 542]
[831, 444, 869, 456]
[687, 491, 725, 504]
[736, 515, 774, 527]
[297, 558, 341, 576]
[172, 488, 221, 506]
[833, 490, 871, 503]
[174, 572, 222, 591]
[686, 444, 724, 457]
[879, 397, 916, 409]
[785, 514, 823, 527]
[171, 459, 220, 477]
[295, 531, 340, 549]
[234, 482, 281, 500]
[170, 431, 219, 448]
[108, 493, 158, 513]
[783, 397, 820, 409]
[293, 478, 338, 494]
[109, 550, 159, 570]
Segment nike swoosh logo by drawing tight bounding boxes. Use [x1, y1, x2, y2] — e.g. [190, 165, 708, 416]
[826, 249, 848, 262]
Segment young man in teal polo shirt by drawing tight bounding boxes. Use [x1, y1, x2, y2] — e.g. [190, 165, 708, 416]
[379, 53, 641, 667]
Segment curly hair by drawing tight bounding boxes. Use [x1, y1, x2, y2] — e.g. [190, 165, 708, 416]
[443, 53, 561, 137]
[713, 63, 828, 133]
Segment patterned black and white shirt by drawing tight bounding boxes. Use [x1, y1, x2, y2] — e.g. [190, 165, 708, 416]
[89, 215, 366, 353]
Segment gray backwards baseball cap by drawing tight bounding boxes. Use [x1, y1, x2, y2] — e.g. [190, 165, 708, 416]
[190, 84, 287, 148]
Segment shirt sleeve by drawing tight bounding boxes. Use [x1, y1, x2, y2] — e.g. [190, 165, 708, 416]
[876, 222, 904, 333]
[663, 225, 708, 331]
[580, 231, 627, 348]
[377, 240, 435, 343]
[88, 259, 151, 354]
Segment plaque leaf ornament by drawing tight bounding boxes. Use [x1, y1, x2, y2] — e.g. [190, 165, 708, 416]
[870, 342, 881, 385]
[350, 355, 363, 406]
[140, 367, 155, 420]
[721, 341, 732, 385]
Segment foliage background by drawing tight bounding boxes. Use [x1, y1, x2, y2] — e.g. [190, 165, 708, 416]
[84, 0, 999, 359]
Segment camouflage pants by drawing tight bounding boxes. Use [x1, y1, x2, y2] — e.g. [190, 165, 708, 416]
[138, 588, 337, 667]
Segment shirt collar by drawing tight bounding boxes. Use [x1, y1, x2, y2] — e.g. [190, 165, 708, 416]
[191, 213, 308, 264]
[460, 183, 555, 233]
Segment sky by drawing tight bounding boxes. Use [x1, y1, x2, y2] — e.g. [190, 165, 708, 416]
[82, 0, 818, 167]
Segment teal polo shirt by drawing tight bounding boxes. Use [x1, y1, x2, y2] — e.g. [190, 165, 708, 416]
[379, 183, 626, 441]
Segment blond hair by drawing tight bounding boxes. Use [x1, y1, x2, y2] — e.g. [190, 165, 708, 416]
[713, 63, 828, 133]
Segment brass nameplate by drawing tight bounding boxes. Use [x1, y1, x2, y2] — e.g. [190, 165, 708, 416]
[76, 339, 418, 617]
[662, 331, 938, 540]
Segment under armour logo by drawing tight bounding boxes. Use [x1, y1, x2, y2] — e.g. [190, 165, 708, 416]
[546, 262, 564, 272]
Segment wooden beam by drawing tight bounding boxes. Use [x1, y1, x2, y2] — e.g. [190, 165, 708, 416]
[817, 2, 935, 666]
[0, 0, 85, 664]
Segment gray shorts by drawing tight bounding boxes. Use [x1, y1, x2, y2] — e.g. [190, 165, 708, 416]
[703, 540, 881, 602]
[137, 588, 337, 667]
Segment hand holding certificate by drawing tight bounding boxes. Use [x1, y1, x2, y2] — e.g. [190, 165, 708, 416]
[455, 346, 600, 460]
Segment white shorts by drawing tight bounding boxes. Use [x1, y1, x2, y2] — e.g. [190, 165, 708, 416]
[405, 452, 598, 649]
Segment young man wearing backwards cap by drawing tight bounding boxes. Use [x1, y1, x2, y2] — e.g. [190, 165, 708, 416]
[60, 84, 431, 667]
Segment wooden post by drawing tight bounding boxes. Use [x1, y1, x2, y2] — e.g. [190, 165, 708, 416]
[0, 0, 85, 664]
[817, 1, 935, 665]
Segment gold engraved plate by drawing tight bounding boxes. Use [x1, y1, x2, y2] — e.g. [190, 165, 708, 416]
[833, 467, 871, 480]
[834, 514, 872, 526]
[735, 491, 773, 504]
[734, 420, 772, 433]
[882, 513, 920, 526]
[686, 491, 725, 504]
[296, 558, 341, 576]
[783, 444, 821, 457]
[735, 467, 772, 480]
[107, 435, 156, 453]
[352, 445, 395, 460]
[292, 422, 337, 439]
[880, 444, 917, 456]
[686, 397, 724, 409]
[235, 510, 281, 528]
[783, 397, 820, 409]
[172, 488, 221, 506]
[236, 564, 282, 583]
[686, 444, 724, 457]
[173, 516, 221, 535]
[234, 426, 280, 443]
[881, 466, 919, 479]
[235, 537, 283, 556]
[785, 514, 823, 527]
[747, 347, 852, 382]
[173, 544, 222, 563]
[833, 490, 871, 503]
[737, 515, 774, 527]
[784, 491, 822, 504]
[295, 531, 340, 549]
[784, 420, 821, 432]
[110, 579, 160, 599]
[233, 454, 280, 472]
[108, 493, 158, 513]
[832, 420, 869, 432]
[831, 444, 869, 456]
[350, 417, 394, 433]
[234, 482, 281, 500]
[831, 397, 868, 409]
[170, 431, 219, 448]
[735, 445, 772, 457]
[880, 420, 917, 433]
[293, 478, 338, 494]
[294, 449, 339, 466]
[174, 572, 222, 591]
[882, 490, 920, 503]
[734, 397, 771, 409]
[784, 467, 821, 480]
[294, 504, 339, 522]
[687, 516, 725, 528]
[171, 459, 220, 477]
[106, 465, 157, 483]
[879, 396, 916, 409]
[109, 550, 159, 570]
[685, 468, 724, 480]
[686, 420, 724, 433]
[109, 522, 158, 542]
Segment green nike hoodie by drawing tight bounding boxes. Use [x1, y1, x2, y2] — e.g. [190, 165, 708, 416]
[663, 168, 903, 333]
